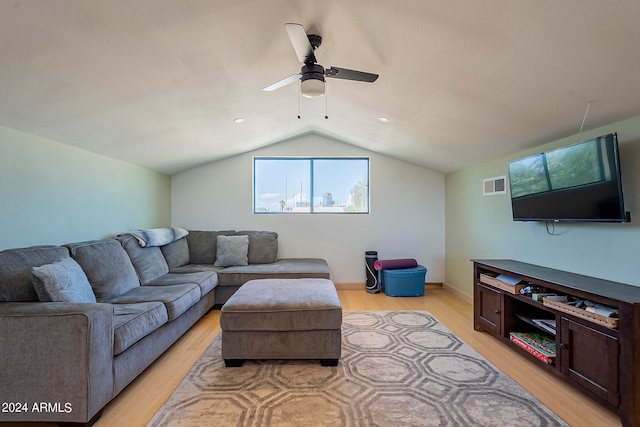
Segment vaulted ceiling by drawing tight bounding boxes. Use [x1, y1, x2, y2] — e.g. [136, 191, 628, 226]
[1, 1, 639, 175]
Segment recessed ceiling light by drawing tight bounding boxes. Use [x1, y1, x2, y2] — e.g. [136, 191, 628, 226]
[234, 118, 245, 124]
[379, 117, 390, 123]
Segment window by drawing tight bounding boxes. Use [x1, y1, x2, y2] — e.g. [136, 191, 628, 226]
[253, 157, 369, 214]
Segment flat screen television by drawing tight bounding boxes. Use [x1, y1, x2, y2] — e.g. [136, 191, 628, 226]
[508, 132, 629, 223]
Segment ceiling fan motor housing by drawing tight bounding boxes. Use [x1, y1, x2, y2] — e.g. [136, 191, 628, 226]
[301, 64, 325, 83]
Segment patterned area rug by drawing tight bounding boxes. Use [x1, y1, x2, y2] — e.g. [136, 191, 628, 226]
[148, 311, 567, 426]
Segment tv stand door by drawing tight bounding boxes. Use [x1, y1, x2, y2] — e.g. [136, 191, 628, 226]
[474, 282, 502, 336]
[560, 317, 619, 406]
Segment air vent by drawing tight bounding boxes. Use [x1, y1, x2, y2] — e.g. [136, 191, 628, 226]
[483, 176, 507, 196]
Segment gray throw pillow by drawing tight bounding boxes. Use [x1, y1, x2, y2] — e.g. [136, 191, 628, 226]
[214, 235, 249, 267]
[31, 257, 97, 303]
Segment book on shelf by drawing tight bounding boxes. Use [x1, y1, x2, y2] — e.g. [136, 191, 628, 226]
[511, 331, 556, 353]
[509, 332, 556, 365]
[532, 318, 556, 335]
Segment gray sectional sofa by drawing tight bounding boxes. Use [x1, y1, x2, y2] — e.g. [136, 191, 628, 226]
[0, 228, 329, 425]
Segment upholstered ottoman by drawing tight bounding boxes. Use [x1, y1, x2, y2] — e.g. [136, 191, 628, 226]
[220, 278, 342, 367]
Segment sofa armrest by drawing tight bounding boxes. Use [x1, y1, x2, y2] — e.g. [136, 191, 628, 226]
[0, 302, 114, 424]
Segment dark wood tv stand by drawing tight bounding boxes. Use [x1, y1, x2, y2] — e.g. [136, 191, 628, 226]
[472, 259, 640, 427]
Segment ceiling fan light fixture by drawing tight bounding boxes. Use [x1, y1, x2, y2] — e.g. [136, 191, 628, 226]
[301, 78, 325, 98]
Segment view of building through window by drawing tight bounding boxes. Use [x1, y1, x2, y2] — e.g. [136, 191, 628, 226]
[253, 157, 369, 214]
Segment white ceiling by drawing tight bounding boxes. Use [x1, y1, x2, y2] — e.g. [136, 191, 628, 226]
[1, 1, 640, 175]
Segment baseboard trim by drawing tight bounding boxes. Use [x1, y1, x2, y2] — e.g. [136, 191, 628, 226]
[334, 282, 366, 290]
[334, 282, 443, 291]
[443, 281, 472, 304]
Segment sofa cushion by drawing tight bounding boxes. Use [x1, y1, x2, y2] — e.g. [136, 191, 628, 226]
[220, 278, 342, 332]
[217, 258, 331, 287]
[186, 230, 235, 264]
[117, 235, 169, 284]
[66, 240, 140, 302]
[112, 302, 168, 355]
[146, 271, 218, 297]
[169, 264, 224, 274]
[0, 245, 70, 302]
[161, 237, 189, 270]
[237, 230, 278, 264]
[214, 235, 249, 267]
[106, 284, 200, 321]
[31, 257, 97, 303]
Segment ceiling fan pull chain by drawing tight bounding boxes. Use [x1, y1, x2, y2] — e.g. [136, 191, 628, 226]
[297, 82, 301, 119]
[325, 82, 329, 119]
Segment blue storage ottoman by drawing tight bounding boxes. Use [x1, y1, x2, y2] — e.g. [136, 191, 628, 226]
[382, 265, 427, 297]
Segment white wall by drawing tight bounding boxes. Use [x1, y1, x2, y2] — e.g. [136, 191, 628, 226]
[172, 133, 445, 284]
[445, 115, 640, 299]
[0, 126, 171, 249]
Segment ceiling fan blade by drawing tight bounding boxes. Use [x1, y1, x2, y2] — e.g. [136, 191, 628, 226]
[263, 73, 301, 91]
[325, 66, 379, 83]
[285, 23, 316, 63]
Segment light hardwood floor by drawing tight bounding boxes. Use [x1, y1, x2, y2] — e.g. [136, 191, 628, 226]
[13, 288, 622, 427]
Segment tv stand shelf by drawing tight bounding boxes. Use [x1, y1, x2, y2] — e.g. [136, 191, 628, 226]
[473, 259, 640, 427]
[513, 313, 556, 335]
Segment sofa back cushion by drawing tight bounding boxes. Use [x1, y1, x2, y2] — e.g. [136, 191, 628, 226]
[187, 230, 236, 264]
[237, 230, 278, 264]
[66, 240, 140, 302]
[0, 245, 70, 302]
[117, 235, 169, 284]
[161, 237, 189, 270]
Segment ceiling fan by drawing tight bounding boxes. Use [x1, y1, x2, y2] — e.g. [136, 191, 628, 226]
[263, 23, 379, 98]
